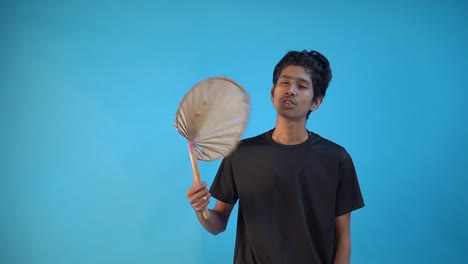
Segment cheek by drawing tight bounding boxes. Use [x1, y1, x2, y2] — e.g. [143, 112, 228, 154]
[270, 87, 277, 100]
[304, 94, 315, 107]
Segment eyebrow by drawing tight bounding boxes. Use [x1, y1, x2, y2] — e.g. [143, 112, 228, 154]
[279, 75, 311, 84]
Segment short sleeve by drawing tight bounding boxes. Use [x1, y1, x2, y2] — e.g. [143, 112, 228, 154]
[335, 153, 365, 216]
[209, 156, 239, 204]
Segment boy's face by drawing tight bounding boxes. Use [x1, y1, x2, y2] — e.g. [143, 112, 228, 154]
[271, 65, 321, 121]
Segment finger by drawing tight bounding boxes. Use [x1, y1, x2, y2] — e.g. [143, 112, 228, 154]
[187, 187, 209, 203]
[186, 181, 207, 196]
[192, 192, 211, 208]
[189, 183, 208, 198]
[196, 188, 210, 201]
[193, 181, 207, 192]
[192, 195, 211, 212]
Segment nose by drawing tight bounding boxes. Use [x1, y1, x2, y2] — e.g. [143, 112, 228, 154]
[285, 84, 297, 96]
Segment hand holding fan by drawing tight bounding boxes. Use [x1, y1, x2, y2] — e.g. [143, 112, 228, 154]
[175, 77, 250, 219]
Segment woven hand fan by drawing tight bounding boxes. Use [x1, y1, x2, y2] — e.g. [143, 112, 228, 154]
[175, 77, 250, 219]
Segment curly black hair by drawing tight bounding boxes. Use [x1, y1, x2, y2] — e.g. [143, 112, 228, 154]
[273, 50, 332, 99]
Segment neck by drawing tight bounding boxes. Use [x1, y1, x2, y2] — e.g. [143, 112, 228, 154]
[271, 118, 309, 145]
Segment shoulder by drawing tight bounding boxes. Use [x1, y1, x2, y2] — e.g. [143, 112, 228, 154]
[309, 132, 350, 161]
[227, 131, 270, 158]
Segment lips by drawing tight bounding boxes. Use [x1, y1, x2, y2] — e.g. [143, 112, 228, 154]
[280, 97, 297, 107]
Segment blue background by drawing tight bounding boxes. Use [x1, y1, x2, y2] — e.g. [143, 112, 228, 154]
[2, 0, 467, 263]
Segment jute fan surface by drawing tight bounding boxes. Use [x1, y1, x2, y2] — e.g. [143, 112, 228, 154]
[175, 77, 250, 218]
[175, 76, 250, 160]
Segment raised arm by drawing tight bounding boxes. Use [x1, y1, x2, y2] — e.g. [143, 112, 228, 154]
[186, 182, 234, 235]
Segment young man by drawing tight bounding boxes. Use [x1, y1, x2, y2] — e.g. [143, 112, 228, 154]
[186, 50, 365, 264]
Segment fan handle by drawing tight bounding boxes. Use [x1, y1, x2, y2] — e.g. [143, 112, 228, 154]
[188, 141, 210, 219]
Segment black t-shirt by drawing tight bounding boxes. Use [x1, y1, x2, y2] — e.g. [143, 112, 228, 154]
[210, 130, 365, 264]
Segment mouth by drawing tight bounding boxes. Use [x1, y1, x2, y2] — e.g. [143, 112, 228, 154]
[281, 98, 297, 105]
[280, 97, 297, 109]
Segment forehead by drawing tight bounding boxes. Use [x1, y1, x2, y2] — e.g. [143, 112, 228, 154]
[279, 65, 312, 83]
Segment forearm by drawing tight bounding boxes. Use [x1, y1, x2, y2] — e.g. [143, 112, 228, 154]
[196, 209, 228, 235]
[334, 213, 351, 264]
[334, 237, 350, 264]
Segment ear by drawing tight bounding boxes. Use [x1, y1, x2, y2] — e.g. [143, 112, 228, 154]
[270, 85, 275, 101]
[310, 96, 323, 112]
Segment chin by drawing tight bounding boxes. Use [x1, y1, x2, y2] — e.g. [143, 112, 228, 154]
[277, 113, 306, 121]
